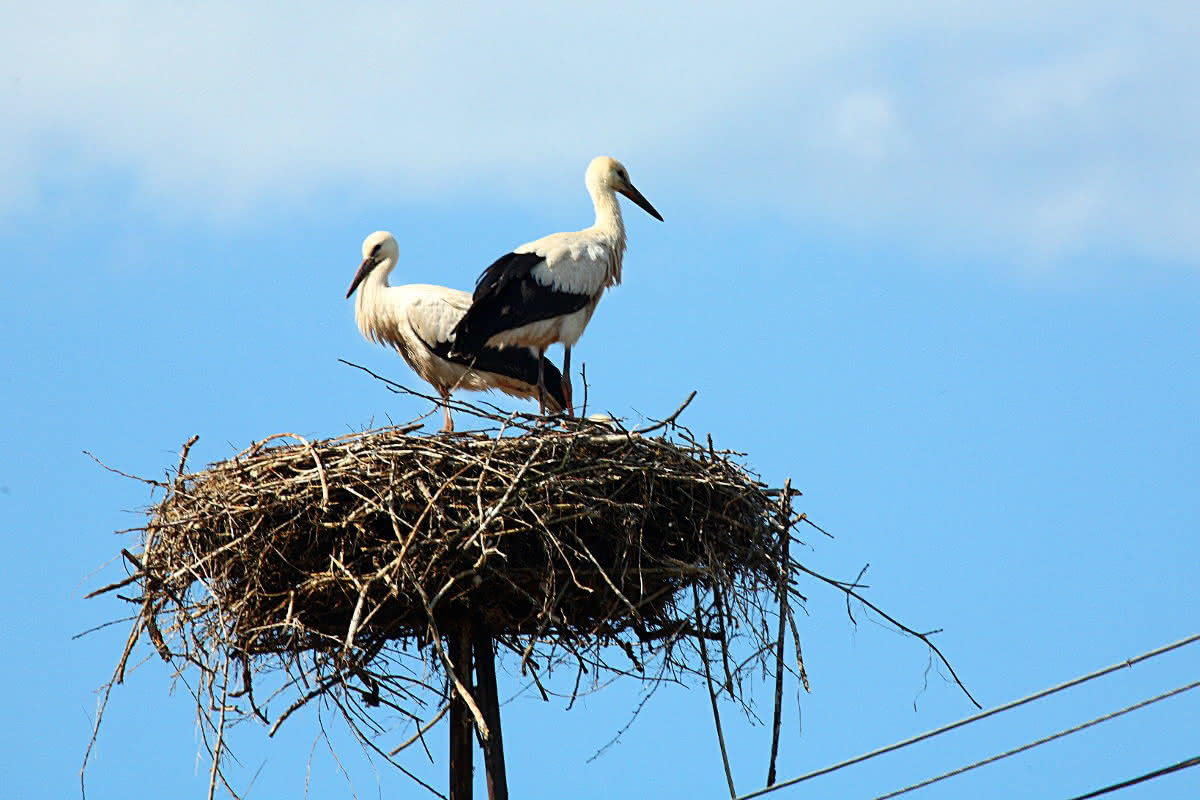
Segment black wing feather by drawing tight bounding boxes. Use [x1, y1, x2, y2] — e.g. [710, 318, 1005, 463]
[450, 251, 590, 355]
[417, 331, 567, 411]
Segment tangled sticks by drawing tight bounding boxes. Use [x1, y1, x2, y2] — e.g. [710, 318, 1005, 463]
[86, 393, 811, 794]
[86, 388, 973, 798]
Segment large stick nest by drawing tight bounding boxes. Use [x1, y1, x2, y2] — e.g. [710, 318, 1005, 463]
[88, 386, 980, 797]
[148, 414, 790, 653]
[90, 394, 816, 793]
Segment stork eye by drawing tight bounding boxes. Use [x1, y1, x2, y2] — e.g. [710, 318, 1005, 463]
[371, 243, 383, 256]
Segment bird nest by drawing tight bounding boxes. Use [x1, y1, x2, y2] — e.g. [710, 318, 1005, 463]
[86, 392, 821, 793]
[141, 418, 789, 654]
[86, 386, 975, 797]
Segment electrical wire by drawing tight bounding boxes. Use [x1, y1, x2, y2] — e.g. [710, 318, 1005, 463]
[734, 632, 1200, 800]
[870, 679, 1200, 799]
[1065, 753, 1200, 799]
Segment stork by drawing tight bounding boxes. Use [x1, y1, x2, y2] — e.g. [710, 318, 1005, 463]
[450, 156, 662, 415]
[346, 231, 567, 432]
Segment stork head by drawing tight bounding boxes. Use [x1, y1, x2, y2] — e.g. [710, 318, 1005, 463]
[346, 231, 399, 298]
[586, 156, 663, 221]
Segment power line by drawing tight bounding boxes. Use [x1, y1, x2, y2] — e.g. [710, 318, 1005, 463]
[871, 679, 1200, 799]
[1066, 753, 1200, 800]
[734, 632, 1200, 800]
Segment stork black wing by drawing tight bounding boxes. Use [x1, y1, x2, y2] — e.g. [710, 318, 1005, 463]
[449, 251, 590, 356]
[471, 251, 542, 301]
[418, 332, 568, 411]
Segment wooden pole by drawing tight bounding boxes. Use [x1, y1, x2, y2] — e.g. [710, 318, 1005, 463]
[449, 625, 474, 800]
[473, 625, 509, 800]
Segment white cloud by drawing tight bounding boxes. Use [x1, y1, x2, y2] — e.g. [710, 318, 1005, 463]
[1029, 179, 1110, 263]
[833, 91, 902, 163]
[2, 2, 1198, 267]
[988, 48, 1133, 124]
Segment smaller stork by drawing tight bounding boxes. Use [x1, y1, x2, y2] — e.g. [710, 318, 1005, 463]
[346, 231, 566, 431]
[450, 156, 662, 415]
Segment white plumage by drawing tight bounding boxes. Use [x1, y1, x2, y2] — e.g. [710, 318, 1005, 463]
[450, 156, 662, 415]
[346, 231, 565, 432]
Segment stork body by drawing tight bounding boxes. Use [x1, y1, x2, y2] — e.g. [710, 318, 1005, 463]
[450, 156, 662, 415]
[347, 232, 566, 431]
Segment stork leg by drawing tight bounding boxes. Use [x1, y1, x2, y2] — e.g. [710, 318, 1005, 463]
[561, 346, 574, 417]
[536, 348, 547, 417]
[439, 388, 454, 433]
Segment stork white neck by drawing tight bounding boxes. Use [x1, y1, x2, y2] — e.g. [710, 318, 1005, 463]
[587, 177, 628, 287]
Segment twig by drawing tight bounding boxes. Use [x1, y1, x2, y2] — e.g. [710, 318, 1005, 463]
[695, 585, 736, 799]
[845, 563, 870, 625]
[341, 582, 371, 660]
[389, 704, 451, 756]
[83, 451, 168, 489]
[207, 656, 231, 800]
[793, 562, 980, 708]
[633, 391, 697, 435]
[175, 435, 200, 485]
[767, 479, 791, 786]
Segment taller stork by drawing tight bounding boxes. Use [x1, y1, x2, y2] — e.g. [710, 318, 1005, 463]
[347, 231, 566, 432]
[450, 156, 662, 415]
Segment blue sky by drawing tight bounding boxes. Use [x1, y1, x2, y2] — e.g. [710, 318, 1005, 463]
[2, 3, 1198, 798]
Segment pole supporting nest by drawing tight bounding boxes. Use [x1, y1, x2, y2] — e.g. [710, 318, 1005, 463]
[474, 625, 508, 800]
[447, 620, 508, 800]
[449, 624, 475, 800]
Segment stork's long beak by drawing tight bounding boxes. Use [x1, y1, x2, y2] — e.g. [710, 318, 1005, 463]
[619, 182, 664, 221]
[346, 255, 380, 298]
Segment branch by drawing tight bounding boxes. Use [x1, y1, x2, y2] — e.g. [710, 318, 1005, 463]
[633, 391, 697, 435]
[793, 562, 980, 708]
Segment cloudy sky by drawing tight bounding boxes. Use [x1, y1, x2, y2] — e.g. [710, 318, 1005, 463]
[2, 3, 1198, 799]
[5, 3, 1199, 265]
